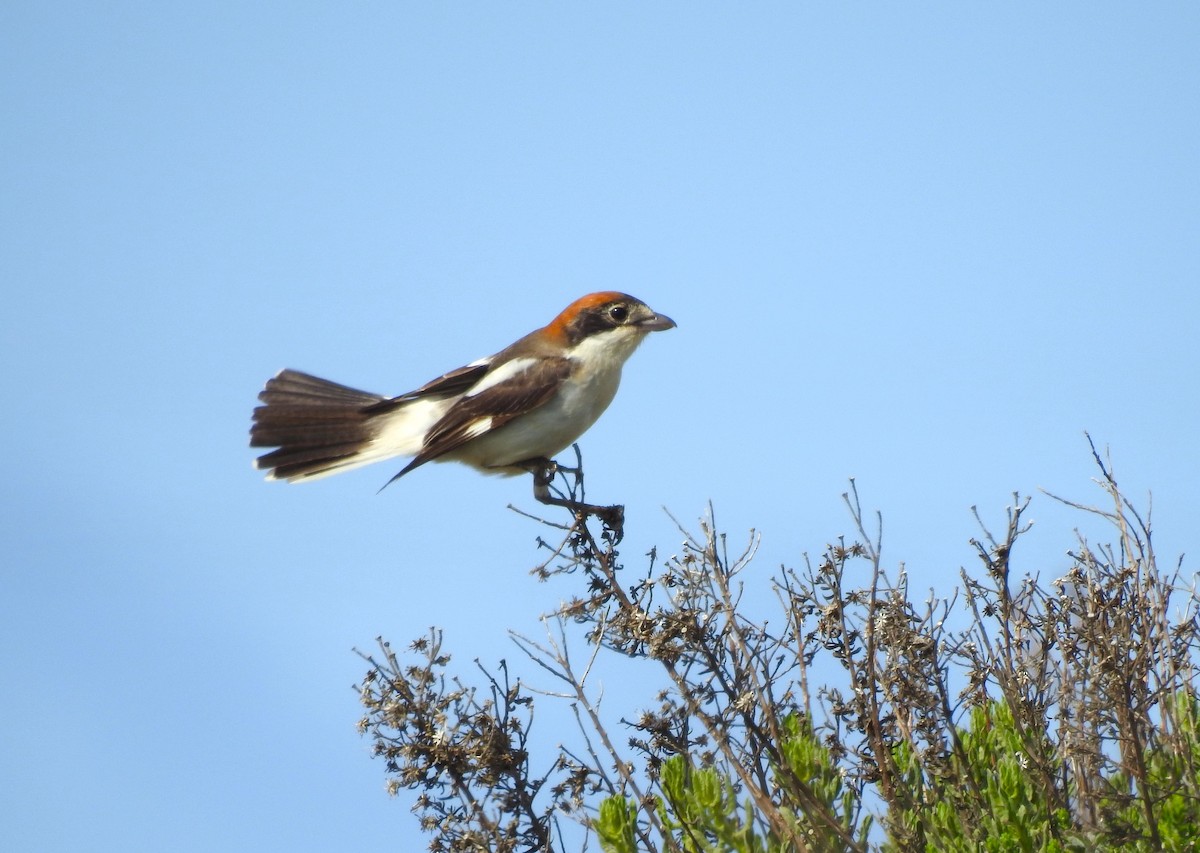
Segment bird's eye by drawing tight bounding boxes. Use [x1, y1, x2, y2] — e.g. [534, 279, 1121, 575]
[609, 305, 628, 323]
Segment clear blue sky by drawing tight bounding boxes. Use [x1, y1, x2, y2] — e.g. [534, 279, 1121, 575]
[3, 3, 1198, 850]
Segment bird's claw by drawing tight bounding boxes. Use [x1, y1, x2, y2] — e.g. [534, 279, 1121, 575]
[523, 456, 623, 535]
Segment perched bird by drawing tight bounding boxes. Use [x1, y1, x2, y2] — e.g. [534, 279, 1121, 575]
[250, 292, 675, 508]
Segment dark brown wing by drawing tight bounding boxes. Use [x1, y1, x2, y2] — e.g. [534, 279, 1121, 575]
[388, 356, 573, 482]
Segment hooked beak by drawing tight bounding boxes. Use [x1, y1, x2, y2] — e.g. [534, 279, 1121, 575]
[637, 312, 677, 332]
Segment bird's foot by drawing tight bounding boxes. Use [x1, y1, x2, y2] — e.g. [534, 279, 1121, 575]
[519, 456, 623, 531]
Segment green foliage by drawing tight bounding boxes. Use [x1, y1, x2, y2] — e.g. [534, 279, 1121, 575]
[655, 754, 768, 853]
[1103, 691, 1200, 852]
[600, 696, 1200, 853]
[595, 796, 641, 853]
[597, 714, 873, 853]
[774, 714, 872, 851]
[887, 701, 1074, 853]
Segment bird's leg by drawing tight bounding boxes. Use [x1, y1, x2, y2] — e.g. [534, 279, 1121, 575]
[524, 457, 560, 498]
[518, 457, 624, 530]
[544, 443, 586, 478]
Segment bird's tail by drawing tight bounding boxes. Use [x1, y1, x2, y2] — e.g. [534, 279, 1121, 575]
[251, 369, 423, 482]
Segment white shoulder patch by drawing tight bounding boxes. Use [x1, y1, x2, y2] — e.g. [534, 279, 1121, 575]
[464, 357, 538, 397]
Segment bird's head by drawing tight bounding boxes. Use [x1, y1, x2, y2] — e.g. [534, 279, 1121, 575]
[543, 292, 676, 362]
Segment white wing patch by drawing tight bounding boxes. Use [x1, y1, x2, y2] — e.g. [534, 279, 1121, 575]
[463, 417, 494, 439]
[463, 357, 538, 397]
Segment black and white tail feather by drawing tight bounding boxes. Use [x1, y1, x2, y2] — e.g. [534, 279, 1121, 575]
[251, 357, 504, 483]
[250, 369, 394, 482]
